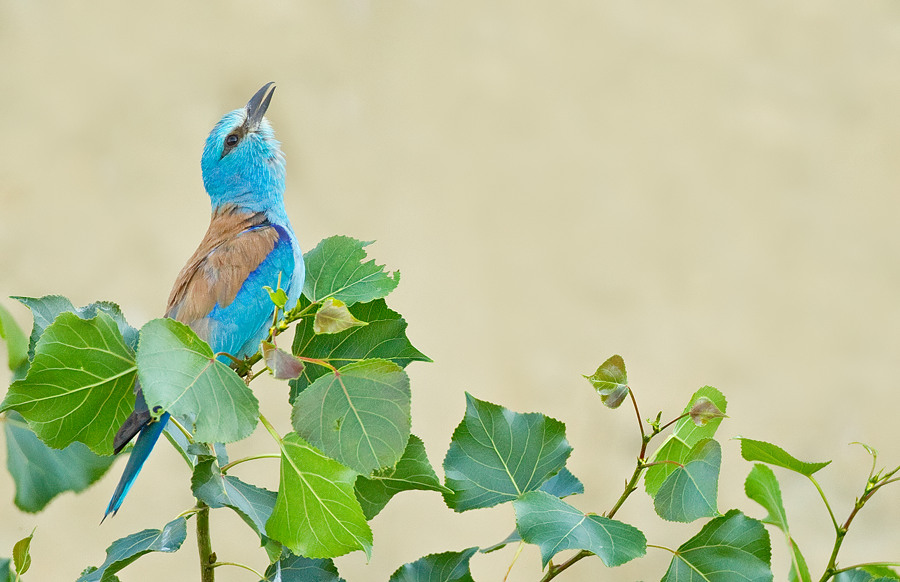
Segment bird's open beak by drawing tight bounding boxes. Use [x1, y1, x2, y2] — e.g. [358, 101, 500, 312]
[246, 82, 276, 130]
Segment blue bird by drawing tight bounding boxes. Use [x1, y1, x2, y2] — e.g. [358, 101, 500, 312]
[104, 83, 304, 520]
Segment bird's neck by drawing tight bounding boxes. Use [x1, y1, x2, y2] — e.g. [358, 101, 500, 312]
[210, 187, 284, 215]
[210, 194, 291, 227]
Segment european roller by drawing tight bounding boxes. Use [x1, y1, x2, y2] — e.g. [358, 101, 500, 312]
[104, 83, 304, 519]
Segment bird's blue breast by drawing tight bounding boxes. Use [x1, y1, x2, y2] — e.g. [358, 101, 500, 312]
[205, 222, 304, 358]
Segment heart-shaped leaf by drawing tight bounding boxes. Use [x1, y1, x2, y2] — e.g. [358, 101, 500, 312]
[645, 386, 727, 496]
[515, 491, 646, 567]
[292, 359, 411, 475]
[313, 297, 367, 334]
[443, 394, 571, 511]
[263, 553, 346, 582]
[137, 318, 258, 443]
[0, 311, 136, 455]
[3, 411, 114, 512]
[302, 236, 399, 306]
[290, 298, 429, 399]
[77, 517, 188, 582]
[584, 354, 629, 408]
[262, 341, 305, 380]
[653, 438, 721, 522]
[266, 433, 372, 559]
[191, 458, 278, 542]
[661, 510, 772, 582]
[388, 547, 478, 582]
[355, 434, 449, 519]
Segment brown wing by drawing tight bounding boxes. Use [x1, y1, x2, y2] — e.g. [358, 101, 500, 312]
[165, 204, 281, 336]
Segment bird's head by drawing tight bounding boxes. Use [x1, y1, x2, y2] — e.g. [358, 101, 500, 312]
[201, 82, 286, 212]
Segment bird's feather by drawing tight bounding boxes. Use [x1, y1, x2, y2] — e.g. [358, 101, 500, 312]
[165, 203, 295, 357]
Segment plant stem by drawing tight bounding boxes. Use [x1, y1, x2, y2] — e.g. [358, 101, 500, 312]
[817, 466, 900, 582]
[606, 456, 648, 519]
[539, 391, 659, 581]
[196, 501, 215, 582]
[220, 453, 281, 474]
[539, 550, 590, 582]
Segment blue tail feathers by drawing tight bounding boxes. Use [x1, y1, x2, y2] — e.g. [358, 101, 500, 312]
[102, 412, 170, 522]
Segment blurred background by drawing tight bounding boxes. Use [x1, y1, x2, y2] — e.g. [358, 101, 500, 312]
[2, 1, 899, 580]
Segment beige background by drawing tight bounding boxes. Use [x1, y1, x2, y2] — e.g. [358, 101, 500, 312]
[2, 1, 899, 580]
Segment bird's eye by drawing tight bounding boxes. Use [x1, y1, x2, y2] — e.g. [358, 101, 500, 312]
[225, 133, 240, 147]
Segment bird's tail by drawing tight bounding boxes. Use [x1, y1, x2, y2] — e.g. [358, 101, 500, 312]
[103, 382, 170, 522]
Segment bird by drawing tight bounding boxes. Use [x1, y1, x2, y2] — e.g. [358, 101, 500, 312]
[103, 82, 305, 520]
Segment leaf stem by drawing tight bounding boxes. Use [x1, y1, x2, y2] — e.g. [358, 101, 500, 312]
[219, 454, 281, 474]
[210, 561, 267, 579]
[658, 412, 690, 433]
[646, 543, 676, 554]
[808, 475, 839, 530]
[628, 388, 645, 440]
[176, 506, 201, 520]
[258, 413, 283, 445]
[169, 416, 195, 444]
[196, 501, 215, 582]
[503, 541, 525, 582]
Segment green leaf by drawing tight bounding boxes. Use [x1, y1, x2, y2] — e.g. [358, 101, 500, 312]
[0, 559, 10, 582]
[77, 517, 188, 582]
[264, 285, 289, 310]
[266, 432, 372, 559]
[355, 434, 449, 519]
[313, 297, 368, 334]
[662, 509, 773, 582]
[303, 236, 400, 306]
[443, 393, 572, 512]
[745, 464, 811, 582]
[4, 411, 115, 512]
[0, 311, 136, 455]
[292, 359, 411, 475]
[835, 569, 900, 582]
[584, 354, 629, 408]
[12, 529, 34, 576]
[14, 295, 139, 358]
[137, 318, 259, 443]
[290, 298, 429, 398]
[858, 566, 900, 580]
[191, 458, 277, 542]
[262, 341, 305, 380]
[654, 438, 721, 522]
[514, 491, 646, 568]
[737, 438, 831, 476]
[539, 466, 584, 498]
[388, 547, 479, 582]
[0, 302, 28, 373]
[645, 386, 727, 496]
[263, 553, 346, 582]
[834, 568, 900, 582]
